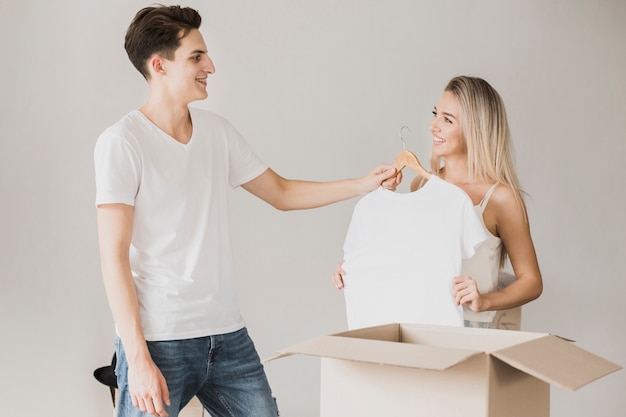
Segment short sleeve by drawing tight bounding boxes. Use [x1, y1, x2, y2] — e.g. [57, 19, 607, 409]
[224, 122, 268, 188]
[94, 132, 141, 207]
[460, 197, 490, 260]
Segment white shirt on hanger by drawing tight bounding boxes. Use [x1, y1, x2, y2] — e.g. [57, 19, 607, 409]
[342, 175, 489, 329]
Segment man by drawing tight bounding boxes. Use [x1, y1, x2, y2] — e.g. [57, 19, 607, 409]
[94, 5, 398, 417]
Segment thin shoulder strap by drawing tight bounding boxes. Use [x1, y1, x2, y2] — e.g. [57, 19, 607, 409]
[478, 183, 499, 209]
[417, 175, 429, 189]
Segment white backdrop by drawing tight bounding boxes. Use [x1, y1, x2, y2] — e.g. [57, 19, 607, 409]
[1, 1, 624, 416]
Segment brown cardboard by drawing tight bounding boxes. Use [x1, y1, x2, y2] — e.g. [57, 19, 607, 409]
[267, 323, 622, 417]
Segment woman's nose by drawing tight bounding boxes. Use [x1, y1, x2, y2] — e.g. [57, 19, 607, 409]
[429, 117, 439, 132]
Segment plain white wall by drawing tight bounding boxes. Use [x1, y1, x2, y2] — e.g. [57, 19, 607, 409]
[1, 1, 624, 416]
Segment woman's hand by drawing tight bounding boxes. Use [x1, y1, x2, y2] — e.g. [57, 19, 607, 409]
[332, 262, 346, 290]
[452, 275, 485, 312]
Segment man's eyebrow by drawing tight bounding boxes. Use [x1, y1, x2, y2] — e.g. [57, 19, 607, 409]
[189, 49, 207, 55]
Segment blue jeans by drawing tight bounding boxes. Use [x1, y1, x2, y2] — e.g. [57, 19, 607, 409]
[115, 328, 279, 417]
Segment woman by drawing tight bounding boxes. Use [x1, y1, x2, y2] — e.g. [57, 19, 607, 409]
[333, 76, 543, 328]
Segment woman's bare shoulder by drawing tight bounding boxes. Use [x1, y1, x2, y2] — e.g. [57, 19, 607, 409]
[410, 175, 428, 192]
[489, 184, 527, 222]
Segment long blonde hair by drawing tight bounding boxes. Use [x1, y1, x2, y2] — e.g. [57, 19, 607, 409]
[433, 76, 526, 265]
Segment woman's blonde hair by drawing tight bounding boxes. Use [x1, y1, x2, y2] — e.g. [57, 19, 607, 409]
[433, 76, 526, 265]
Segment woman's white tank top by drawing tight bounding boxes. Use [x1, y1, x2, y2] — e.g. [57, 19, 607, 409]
[462, 183, 503, 323]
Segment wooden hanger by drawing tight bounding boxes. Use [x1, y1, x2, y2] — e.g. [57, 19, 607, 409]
[393, 126, 431, 179]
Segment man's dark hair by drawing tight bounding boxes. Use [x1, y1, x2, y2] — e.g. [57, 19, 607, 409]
[125, 5, 202, 79]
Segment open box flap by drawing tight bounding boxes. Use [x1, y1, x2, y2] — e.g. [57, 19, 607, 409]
[491, 335, 622, 391]
[265, 334, 481, 371]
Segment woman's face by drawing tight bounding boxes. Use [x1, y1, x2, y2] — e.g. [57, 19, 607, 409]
[430, 91, 465, 158]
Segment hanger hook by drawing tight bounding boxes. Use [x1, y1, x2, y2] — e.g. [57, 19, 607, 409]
[399, 125, 411, 150]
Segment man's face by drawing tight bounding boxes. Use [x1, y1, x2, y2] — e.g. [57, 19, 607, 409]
[161, 29, 215, 103]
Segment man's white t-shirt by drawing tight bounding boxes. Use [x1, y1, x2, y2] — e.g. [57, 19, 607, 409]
[342, 175, 488, 329]
[94, 107, 267, 341]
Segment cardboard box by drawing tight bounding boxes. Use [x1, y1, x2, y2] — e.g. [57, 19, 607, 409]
[267, 323, 621, 417]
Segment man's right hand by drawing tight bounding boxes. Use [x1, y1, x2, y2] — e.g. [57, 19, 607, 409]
[128, 356, 171, 417]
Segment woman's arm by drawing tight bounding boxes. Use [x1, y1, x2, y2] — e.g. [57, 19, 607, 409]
[454, 186, 543, 312]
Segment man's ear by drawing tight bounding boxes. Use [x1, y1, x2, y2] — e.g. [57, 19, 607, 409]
[148, 55, 167, 76]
